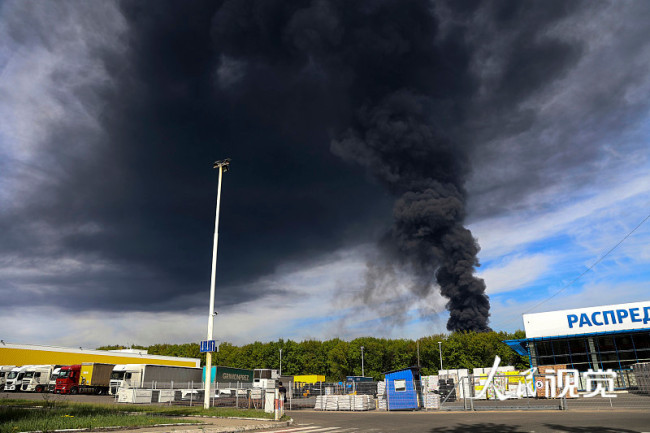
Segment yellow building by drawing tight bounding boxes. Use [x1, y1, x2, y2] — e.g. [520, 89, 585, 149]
[293, 374, 326, 384]
[0, 342, 199, 368]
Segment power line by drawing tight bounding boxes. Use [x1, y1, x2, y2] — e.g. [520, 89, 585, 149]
[493, 211, 650, 330]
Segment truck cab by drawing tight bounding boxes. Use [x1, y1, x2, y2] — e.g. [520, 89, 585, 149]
[4, 366, 30, 391]
[55, 365, 81, 394]
[109, 364, 144, 394]
[21, 365, 54, 392]
[48, 366, 61, 392]
[0, 366, 16, 391]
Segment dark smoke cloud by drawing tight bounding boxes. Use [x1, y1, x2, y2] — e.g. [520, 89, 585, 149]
[331, 90, 489, 330]
[2, 0, 649, 336]
[211, 0, 491, 330]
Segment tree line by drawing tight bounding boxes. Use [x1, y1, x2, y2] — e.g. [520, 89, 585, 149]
[97, 330, 528, 381]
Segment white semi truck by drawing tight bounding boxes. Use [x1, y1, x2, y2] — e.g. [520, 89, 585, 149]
[110, 364, 202, 394]
[48, 366, 62, 392]
[0, 365, 17, 391]
[4, 366, 31, 391]
[21, 365, 54, 392]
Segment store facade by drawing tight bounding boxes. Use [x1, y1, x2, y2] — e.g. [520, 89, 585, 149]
[504, 301, 650, 388]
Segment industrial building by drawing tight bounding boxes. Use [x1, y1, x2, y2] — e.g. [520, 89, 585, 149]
[0, 342, 200, 368]
[504, 300, 650, 387]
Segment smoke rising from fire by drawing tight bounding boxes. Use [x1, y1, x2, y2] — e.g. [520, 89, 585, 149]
[212, 0, 490, 331]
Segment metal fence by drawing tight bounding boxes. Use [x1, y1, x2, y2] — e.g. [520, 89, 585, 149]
[111, 366, 650, 411]
[431, 372, 650, 411]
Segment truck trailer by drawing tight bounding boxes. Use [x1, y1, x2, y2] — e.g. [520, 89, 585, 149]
[110, 364, 202, 394]
[21, 365, 54, 392]
[55, 363, 115, 395]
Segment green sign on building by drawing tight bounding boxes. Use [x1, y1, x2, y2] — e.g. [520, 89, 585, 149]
[215, 366, 253, 383]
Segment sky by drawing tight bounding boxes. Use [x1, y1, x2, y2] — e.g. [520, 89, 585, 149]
[1, 0, 649, 349]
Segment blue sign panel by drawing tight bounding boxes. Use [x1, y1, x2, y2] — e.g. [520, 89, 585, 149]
[200, 339, 216, 353]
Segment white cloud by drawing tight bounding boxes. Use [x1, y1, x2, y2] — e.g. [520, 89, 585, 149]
[0, 245, 451, 347]
[489, 279, 650, 333]
[471, 171, 650, 260]
[478, 254, 554, 295]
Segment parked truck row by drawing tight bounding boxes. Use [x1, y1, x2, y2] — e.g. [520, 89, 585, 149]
[1, 363, 280, 395]
[1, 363, 203, 395]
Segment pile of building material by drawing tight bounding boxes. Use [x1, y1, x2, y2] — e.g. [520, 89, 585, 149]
[353, 395, 373, 410]
[315, 394, 375, 411]
[315, 395, 338, 410]
[440, 369, 471, 399]
[338, 395, 351, 410]
[472, 365, 517, 399]
[377, 381, 387, 410]
[423, 392, 440, 409]
[632, 362, 650, 394]
[421, 375, 439, 393]
[536, 365, 567, 398]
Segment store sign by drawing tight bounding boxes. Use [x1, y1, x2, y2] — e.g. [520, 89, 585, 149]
[523, 300, 650, 338]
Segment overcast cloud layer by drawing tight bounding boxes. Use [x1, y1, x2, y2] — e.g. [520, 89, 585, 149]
[1, 0, 649, 347]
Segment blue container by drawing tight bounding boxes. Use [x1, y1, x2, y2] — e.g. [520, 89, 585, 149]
[384, 367, 421, 410]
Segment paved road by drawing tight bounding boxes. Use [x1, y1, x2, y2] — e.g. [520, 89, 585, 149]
[5, 392, 650, 432]
[277, 410, 650, 433]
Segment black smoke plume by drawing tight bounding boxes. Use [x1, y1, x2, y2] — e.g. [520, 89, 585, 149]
[212, 0, 490, 331]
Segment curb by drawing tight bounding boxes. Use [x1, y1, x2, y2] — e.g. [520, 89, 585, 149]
[19, 418, 294, 433]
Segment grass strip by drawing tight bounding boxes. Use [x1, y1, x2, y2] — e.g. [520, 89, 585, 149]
[0, 399, 288, 424]
[0, 405, 200, 433]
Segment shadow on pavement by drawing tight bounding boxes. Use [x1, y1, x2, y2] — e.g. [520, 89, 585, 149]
[429, 424, 525, 433]
[542, 425, 639, 433]
[430, 424, 640, 433]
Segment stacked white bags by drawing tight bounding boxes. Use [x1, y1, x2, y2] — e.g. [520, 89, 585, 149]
[315, 394, 375, 411]
[423, 393, 440, 409]
[338, 395, 351, 410]
[314, 395, 326, 410]
[353, 395, 373, 410]
[377, 381, 387, 410]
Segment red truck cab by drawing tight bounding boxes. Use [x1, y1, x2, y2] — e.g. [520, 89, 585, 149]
[55, 365, 81, 394]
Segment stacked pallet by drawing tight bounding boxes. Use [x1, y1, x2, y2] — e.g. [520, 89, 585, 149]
[315, 395, 338, 410]
[423, 393, 440, 409]
[632, 362, 650, 394]
[438, 378, 456, 402]
[338, 395, 351, 410]
[314, 394, 375, 411]
[377, 381, 387, 410]
[353, 395, 373, 410]
[421, 375, 439, 393]
[537, 364, 567, 398]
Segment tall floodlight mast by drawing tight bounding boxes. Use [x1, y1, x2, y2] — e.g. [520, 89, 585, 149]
[204, 158, 230, 409]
